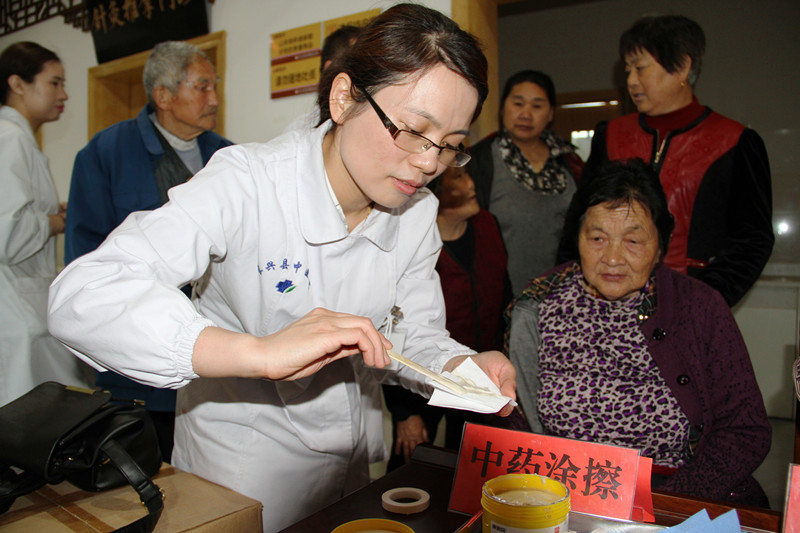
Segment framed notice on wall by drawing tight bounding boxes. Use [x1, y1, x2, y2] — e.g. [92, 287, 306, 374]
[87, 0, 209, 64]
[269, 9, 380, 99]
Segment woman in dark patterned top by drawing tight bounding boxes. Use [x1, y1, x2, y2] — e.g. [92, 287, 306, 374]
[466, 70, 583, 295]
[508, 158, 770, 506]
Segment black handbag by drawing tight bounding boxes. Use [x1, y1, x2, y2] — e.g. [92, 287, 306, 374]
[0, 381, 164, 532]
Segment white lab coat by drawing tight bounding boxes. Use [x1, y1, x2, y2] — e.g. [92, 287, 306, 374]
[281, 114, 387, 466]
[48, 122, 473, 532]
[282, 107, 320, 135]
[0, 106, 92, 406]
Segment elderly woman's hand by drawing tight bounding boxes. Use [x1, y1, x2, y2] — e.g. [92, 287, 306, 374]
[443, 351, 517, 416]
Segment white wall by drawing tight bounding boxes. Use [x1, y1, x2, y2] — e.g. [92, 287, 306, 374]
[0, 0, 450, 210]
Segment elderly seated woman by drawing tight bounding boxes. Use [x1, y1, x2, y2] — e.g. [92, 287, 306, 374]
[507, 158, 770, 506]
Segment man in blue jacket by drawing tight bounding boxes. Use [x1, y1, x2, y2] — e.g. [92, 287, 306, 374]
[65, 41, 232, 461]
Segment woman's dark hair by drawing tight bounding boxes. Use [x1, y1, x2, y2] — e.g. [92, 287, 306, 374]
[559, 158, 674, 260]
[498, 69, 556, 130]
[426, 164, 469, 197]
[0, 41, 60, 104]
[316, 3, 488, 126]
[320, 25, 362, 74]
[427, 173, 445, 198]
[619, 14, 705, 86]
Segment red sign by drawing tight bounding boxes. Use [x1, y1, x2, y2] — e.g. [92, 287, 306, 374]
[450, 423, 649, 520]
[785, 464, 800, 532]
[632, 456, 654, 523]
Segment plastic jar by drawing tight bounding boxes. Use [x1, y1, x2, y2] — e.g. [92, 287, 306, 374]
[481, 473, 570, 533]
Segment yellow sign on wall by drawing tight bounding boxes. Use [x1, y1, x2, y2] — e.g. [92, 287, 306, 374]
[270, 22, 322, 98]
[322, 10, 380, 39]
[270, 9, 380, 99]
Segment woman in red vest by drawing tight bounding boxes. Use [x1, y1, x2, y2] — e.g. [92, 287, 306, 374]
[569, 14, 773, 307]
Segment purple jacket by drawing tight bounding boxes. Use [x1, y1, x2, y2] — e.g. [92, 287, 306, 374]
[508, 262, 770, 503]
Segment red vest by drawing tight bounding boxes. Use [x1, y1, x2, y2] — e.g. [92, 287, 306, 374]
[436, 209, 507, 352]
[606, 112, 744, 273]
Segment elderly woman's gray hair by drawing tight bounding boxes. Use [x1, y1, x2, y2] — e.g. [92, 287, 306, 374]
[559, 158, 675, 261]
[143, 41, 210, 105]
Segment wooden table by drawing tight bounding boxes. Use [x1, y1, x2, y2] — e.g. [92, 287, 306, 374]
[278, 445, 782, 533]
[651, 490, 781, 532]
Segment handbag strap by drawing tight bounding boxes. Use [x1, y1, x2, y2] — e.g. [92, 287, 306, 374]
[0, 466, 47, 514]
[0, 443, 163, 532]
[100, 440, 163, 533]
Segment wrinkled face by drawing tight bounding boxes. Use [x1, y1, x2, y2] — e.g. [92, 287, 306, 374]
[578, 201, 661, 301]
[437, 166, 479, 218]
[624, 49, 687, 116]
[19, 60, 67, 127]
[500, 81, 553, 144]
[336, 64, 478, 210]
[164, 58, 219, 139]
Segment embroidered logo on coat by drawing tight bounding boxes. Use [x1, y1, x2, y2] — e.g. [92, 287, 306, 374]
[276, 280, 295, 293]
[258, 257, 306, 293]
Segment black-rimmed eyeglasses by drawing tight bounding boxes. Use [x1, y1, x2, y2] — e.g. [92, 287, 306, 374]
[360, 88, 471, 168]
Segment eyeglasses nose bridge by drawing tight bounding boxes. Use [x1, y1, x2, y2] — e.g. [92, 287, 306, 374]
[410, 145, 441, 171]
[420, 139, 436, 152]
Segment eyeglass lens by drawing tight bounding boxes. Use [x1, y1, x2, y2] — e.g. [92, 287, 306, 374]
[361, 85, 470, 167]
[394, 131, 470, 167]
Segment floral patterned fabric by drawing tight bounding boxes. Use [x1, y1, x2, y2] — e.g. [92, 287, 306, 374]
[496, 129, 577, 195]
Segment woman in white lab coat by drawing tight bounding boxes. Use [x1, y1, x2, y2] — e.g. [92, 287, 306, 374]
[49, 5, 516, 531]
[0, 42, 91, 406]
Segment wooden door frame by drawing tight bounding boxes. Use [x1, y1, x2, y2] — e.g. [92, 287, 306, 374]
[450, 0, 498, 145]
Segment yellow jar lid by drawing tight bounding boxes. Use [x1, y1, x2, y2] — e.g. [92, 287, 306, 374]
[331, 518, 415, 533]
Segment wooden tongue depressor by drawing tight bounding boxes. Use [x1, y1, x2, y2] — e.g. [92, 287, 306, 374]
[386, 349, 468, 395]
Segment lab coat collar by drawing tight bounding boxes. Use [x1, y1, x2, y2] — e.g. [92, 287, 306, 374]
[0, 106, 35, 142]
[297, 120, 399, 252]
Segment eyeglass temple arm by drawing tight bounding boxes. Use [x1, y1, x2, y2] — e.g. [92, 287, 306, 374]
[361, 89, 400, 136]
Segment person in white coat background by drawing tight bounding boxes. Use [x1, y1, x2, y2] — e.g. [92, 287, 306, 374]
[0, 42, 92, 406]
[48, 4, 516, 532]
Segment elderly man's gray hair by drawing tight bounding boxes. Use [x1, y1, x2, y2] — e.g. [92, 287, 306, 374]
[143, 41, 211, 106]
